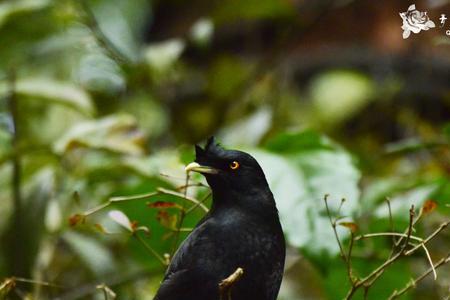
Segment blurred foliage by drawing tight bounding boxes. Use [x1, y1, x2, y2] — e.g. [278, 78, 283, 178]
[0, 0, 449, 299]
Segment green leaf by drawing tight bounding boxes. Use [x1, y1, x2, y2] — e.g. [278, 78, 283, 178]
[219, 106, 272, 146]
[86, 0, 148, 63]
[0, 78, 95, 116]
[373, 183, 440, 220]
[144, 39, 185, 72]
[0, 0, 50, 29]
[63, 231, 116, 276]
[384, 138, 447, 154]
[265, 130, 335, 153]
[360, 176, 422, 212]
[248, 130, 361, 255]
[54, 114, 146, 155]
[123, 149, 185, 183]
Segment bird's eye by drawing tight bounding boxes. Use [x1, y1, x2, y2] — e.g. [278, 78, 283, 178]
[229, 161, 240, 170]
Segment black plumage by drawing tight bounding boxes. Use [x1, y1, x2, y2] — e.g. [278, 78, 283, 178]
[154, 137, 286, 300]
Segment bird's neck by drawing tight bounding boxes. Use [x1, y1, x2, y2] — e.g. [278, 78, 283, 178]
[209, 185, 280, 222]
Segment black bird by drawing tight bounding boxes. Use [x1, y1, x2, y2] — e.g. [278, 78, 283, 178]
[154, 137, 285, 300]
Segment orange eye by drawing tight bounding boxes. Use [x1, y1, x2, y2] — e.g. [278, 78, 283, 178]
[230, 161, 240, 170]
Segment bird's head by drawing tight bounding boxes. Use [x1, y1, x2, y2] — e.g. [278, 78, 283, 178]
[185, 137, 271, 200]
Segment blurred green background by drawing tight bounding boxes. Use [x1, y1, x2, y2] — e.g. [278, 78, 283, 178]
[0, 0, 449, 299]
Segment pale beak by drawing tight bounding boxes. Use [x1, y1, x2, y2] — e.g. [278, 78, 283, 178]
[185, 162, 219, 174]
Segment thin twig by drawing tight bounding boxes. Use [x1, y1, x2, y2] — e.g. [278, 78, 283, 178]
[400, 206, 415, 254]
[405, 220, 450, 255]
[156, 188, 209, 213]
[177, 182, 209, 191]
[108, 192, 159, 203]
[81, 188, 209, 218]
[159, 173, 188, 181]
[338, 198, 346, 216]
[0, 276, 64, 299]
[12, 277, 64, 289]
[347, 233, 355, 283]
[394, 205, 421, 248]
[134, 233, 167, 266]
[57, 269, 157, 300]
[420, 244, 437, 280]
[355, 232, 423, 242]
[363, 287, 369, 300]
[388, 253, 450, 299]
[185, 191, 211, 215]
[324, 194, 347, 262]
[170, 172, 191, 256]
[386, 198, 396, 246]
[345, 205, 416, 299]
[96, 284, 116, 300]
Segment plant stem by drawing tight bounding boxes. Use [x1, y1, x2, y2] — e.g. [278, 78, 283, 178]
[7, 71, 27, 278]
[345, 205, 416, 299]
[405, 220, 450, 255]
[388, 253, 450, 299]
[185, 191, 211, 215]
[170, 173, 190, 256]
[356, 232, 423, 242]
[324, 195, 347, 262]
[134, 233, 167, 266]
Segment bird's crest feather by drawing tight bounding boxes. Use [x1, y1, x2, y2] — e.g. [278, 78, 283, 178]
[195, 136, 225, 160]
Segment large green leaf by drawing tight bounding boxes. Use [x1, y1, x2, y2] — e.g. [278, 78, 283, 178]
[63, 230, 116, 276]
[54, 114, 145, 155]
[0, 78, 95, 116]
[219, 106, 272, 146]
[373, 183, 440, 220]
[123, 149, 186, 184]
[86, 0, 149, 63]
[249, 130, 361, 255]
[0, 0, 50, 29]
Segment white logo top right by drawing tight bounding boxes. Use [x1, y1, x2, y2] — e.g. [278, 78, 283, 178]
[400, 4, 436, 39]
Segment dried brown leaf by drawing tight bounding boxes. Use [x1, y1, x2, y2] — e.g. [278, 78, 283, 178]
[147, 201, 182, 209]
[421, 200, 438, 215]
[338, 222, 358, 233]
[68, 214, 85, 227]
